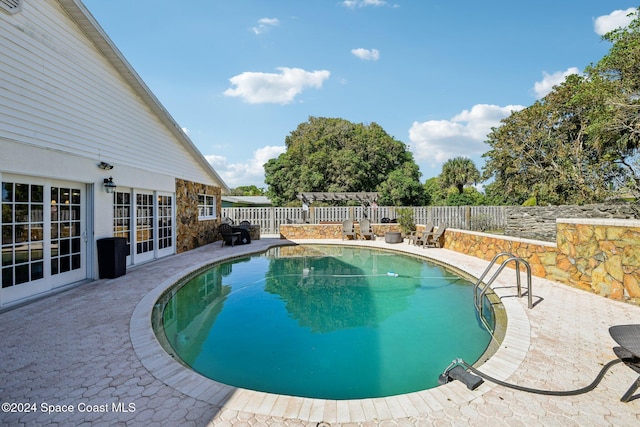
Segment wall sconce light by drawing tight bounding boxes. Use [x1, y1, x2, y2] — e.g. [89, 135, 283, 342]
[103, 177, 116, 193]
[98, 161, 114, 170]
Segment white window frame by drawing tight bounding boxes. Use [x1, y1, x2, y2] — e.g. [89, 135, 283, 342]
[198, 194, 217, 220]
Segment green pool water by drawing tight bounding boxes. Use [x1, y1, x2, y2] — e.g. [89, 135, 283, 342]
[157, 245, 493, 400]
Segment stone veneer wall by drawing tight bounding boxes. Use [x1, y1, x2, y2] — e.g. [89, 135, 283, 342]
[443, 229, 559, 280]
[443, 219, 640, 305]
[279, 219, 640, 305]
[279, 223, 401, 239]
[504, 204, 638, 242]
[175, 178, 222, 253]
[556, 218, 640, 302]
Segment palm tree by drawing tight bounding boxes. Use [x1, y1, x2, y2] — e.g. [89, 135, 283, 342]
[440, 157, 481, 194]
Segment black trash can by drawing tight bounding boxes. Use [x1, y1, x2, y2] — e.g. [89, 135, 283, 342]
[97, 237, 128, 279]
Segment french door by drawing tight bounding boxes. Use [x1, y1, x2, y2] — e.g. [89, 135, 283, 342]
[134, 191, 155, 263]
[50, 183, 86, 285]
[1, 176, 86, 305]
[113, 190, 132, 266]
[156, 192, 174, 258]
[113, 189, 174, 265]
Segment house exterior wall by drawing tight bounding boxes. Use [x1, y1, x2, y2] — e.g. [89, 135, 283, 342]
[0, 0, 217, 185]
[0, 1, 224, 307]
[175, 179, 221, 253]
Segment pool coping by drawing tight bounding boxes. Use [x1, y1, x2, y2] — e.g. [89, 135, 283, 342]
[130, 239, 531, 424]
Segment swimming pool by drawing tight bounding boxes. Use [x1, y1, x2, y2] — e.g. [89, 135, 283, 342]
[154, 245, 495, 400]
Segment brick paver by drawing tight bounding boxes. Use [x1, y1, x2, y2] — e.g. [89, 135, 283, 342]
[1, 237, 639, 426]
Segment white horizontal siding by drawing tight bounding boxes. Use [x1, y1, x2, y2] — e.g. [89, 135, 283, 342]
[0, 0, 217, 186]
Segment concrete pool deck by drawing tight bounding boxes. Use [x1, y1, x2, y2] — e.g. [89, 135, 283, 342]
[1, 237, 639, 426]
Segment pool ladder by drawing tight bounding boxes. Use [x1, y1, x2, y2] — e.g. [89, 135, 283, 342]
[473, 252, 533, 322]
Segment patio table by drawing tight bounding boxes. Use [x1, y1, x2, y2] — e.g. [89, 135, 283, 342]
[384, 231, 402, 244]
[231, 226, 251, 244]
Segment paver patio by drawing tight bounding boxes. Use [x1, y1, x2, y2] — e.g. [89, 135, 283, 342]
[1, 237, 639, 426]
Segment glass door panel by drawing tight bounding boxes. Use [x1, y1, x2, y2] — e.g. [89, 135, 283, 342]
[134, 191, 154, 263]
[157, 193, 174, 257]
[113, 190, 132, 265]
[49, 184, 85, 286]
[1, 182, 44, 288]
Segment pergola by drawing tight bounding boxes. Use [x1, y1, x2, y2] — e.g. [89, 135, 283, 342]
[296, 192, 379, 206]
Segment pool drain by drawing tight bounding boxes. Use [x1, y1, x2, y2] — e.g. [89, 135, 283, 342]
[317, 423, 331, 427]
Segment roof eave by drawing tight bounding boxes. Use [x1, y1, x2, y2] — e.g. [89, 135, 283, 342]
[57, 0, 230, 193]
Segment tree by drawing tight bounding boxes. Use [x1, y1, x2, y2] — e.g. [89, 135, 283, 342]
[423, 177, 445, 205]
[377, 162, 427, 206]
[483, 74, 626, 205]
[446, 187, 488, 206]
[227, 185, 265, 196]
[264, 117, 425, 206]
[587, 8, 640, 197]
[483, 8, 640, 204]
[440, 157, 481, 194]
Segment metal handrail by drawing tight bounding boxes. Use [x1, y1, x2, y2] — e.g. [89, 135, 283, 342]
[474, 252, 533, 323]
[473, 252, 513, 311]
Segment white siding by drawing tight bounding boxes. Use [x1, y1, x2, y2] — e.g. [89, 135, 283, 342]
[0, 0, 218, 186]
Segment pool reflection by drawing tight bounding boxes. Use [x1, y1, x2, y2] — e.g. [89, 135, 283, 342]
[159, 267, 231, 365]
[263, 245, 425, 333]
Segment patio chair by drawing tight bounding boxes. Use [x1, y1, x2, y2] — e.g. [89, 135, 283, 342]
[609, 324, 640, 402]
[238, 220, 251, 230]
[409, 221, 434, 245]
[341, 220, 356, 240]
[359, 218, 375, 240]
[218, 223, 241, 247]
[419, 223, 447, 248]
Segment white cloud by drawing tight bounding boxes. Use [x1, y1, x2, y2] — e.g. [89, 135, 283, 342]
[252, 17, 280, 35]
[204, 154, 227, 169]
[532, 67, 581, 99]
[594, 7, 637, 36]
[351, 48, 380, 61]
[223, 67, 331, 104]
[342, 0, 386, 8]
[206, 145, 286, 187]
[181, 127, 190, 135]
[408, 104, 524, 164]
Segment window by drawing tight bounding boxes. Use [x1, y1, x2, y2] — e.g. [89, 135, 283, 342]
[198, 194, 216, 220]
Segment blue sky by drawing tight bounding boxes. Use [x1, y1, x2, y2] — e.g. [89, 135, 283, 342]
[82, 1, 637, 190]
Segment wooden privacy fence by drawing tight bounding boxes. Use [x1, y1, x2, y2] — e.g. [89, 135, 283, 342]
[221, 206, 506, 235]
